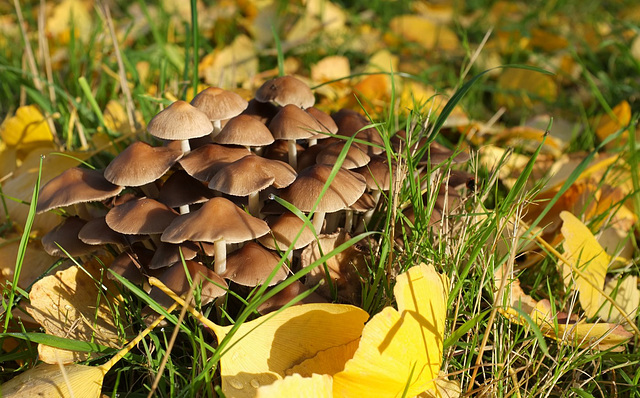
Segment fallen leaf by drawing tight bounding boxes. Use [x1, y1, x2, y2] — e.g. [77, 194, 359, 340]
[0, 363, 106, 398]
[256, 373, 333, 398]
[46, 0, 93, 44]
[597, 275, 640, 327]
[560, 211, 609, 318]
[332, 263, 448, 397]
[389, 15, 459, 51]
[26, 259, 124, 364]
[0, 105, 54, 148]
[494, 68, 558, 111]
[594, 100, 632, 148]
[200, 34, 258, 88]
[0, 237, 56, 289]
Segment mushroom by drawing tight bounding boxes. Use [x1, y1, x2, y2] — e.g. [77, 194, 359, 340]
[220, 242, 288, 287]
[178, 144, 251, 182]
[41, 216, 94, 257]
[255, 75, 315, 109]
[158, 170, 214, 214]
[147, 100, 212, 154]
[190, 87, 248, 136]
[161, 197, 270, 274]
[212, 114, 274, 154]
[258, 211, 316, 252]
[279, 164, 366, 233]
[268, 104, 323, 169]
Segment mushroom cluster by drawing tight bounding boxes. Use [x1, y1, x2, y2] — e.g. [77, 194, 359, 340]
[36, 75, 471, 310]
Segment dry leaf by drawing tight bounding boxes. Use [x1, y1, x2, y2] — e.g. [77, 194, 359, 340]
[26, 260, 124, 364]
[332, 263, 448, 397]
[213, 303, 369, 397]
[0, 105, 54, 149]
[0, 363, 106, 398]
[256, 373, 333, 398]
[594, 100, 632, 148]
[0, 237, 56, 289]
[560, 211, 609, 318]
[200, 34, 258, 88]
[389, 15, 459, 50]
[597, 275, 640, 326]
[46, 0, 93, 44]
[494, 68, 558, 111]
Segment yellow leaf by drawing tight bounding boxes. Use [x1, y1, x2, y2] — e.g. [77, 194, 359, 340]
[560, 211, 609, 318]
[594, 100, 632, 146]
[597, 275, 640, 326]
[46, 0, 93, 44]
[333, 264, 448, 397]
[26, 260, 124, 364]
[200, 34, 258, 88]
[389, 15, 459, 50]
[0, 363, 105, 398]
[494, 68, 558, 110]
[256, 373, 333, 398]
[212, 303, 369, 397]
[286, 339, 361, 377]
[0, 237, 56, 289]
[0, 105, 53, 148]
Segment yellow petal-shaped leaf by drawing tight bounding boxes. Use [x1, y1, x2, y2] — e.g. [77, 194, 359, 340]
[595, 100, 631, 143]
[560, 211, 609, 318]
[26, 260, 124, 364]
[389, 15, 459, 50]
[213, 303, 368, 397]
[256, 373, 333, 398]
[597, 275, 639, 326]
[0, 105, 53, 147]
[333, 264, 448, 397]
[286, 339, 360, 377]
[0, 363, 105, 398]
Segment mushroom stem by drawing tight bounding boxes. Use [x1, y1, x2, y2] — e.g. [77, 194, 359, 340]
[180, 139, 191, 155]
[358, 190, 382, 233]
[210, 120, 222, 139]
[214, 239, 227, 274]
[344, 209, 354, 232]
[312, 211, 325, 234]
[287, 141, 298, 170]
[248, 192, 260, 217]
[179, 204, 190, 215]
[308, 138, 317, 147]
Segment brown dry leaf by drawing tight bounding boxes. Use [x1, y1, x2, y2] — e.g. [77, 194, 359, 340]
[306, 0, 347, 33]
[494, 68, 558, 111]
[594, 100, 632, 148]
[479, 145, 558, 190]
[531, 299, 633, 351]
[46, 0, 93, 44]
[0, 237, 57, 289]
[26, 259, 124, 364]
[529, 28, 569, 52]
[560, 211, 609, 318]
[389, 15, 459, 51]
[597, 275, 640, 327]
[200, 34, 258, 88]
[301, 230, 368, 304]
[491, 125, 565, 157]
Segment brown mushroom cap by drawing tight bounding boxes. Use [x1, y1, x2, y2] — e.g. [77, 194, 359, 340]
[190, 87, 248, 121]
[149, 261, 228, 308]
[37, 167, 124, 214]
[212, 115, 274, 147]
[147, 100, 212, 141]
[268, 104, 321, 141]
[178, 144, 251, 182]
[256, 280, 327, 315]
[316, 141, 371, 169]
[353, 154, 394, 191]
[42, 216, 94, 257]
[306, 107, 338, 137]
[331, 109, 384, 155]
[104, 141, 182, 187]
[149, 241, 200, 269]
[279, 164, 367, 213]
[258, 212, 316, 251]
[78, 216, 132, 246]
[105, 197, 179, 235]
[220, 242, 288, 286]
[158, 170, 214, 209]
[109, 247, 155, 285]
[208, 155, 297, 196]
[255, 76, 315, 109]
[241, 98, 280, 124]
[161, 197, 270, 244]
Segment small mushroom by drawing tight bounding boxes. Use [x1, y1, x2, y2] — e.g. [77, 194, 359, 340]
[255, 75, 315, 109]
[220, 242, 288, 287]
[147, 100, 212, 154]
[190, 87, 248, 136]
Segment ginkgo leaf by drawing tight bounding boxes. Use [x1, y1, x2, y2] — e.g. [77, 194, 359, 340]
[594, 100, 631, 144]
[0, 237, 56, 289]
[286, 339, 361, 377]
[0, 105, 54, 148]
[494, 68, 558, 110]
[255, 373, 333, 398]
[212, 303, 369, 398]
[200, 34, 258, 88]
[597, 275, 640, 326]
[26, 260, 124, 364]
[531, 299, 633, 351]
[46, 0, 92, 44]
[389, 15, 459, 50]
[560, 211, 609, 318]
[332, 263, 448, 397]
[0, 363, 106, 398]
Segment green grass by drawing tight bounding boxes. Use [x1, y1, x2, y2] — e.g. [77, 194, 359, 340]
[1, 0, 640, 397]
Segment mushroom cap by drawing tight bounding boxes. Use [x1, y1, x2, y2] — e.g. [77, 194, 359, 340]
[147, 100, 212, 141]
[105, 197, 179, 235]
[306, 107, 338, 138]
[350, 192, 377, 212]
[220, 242, 288, 287]
[42, 216, 94, 257]
[104, 141, 183, 187]
[190, 87, 248, 121]
[37, 167, 123, 214]
[316, 141, 371, 169]
[149, 261, 228, 308]
[158, 170, 214, 209]
[258, 212, 316, 251]
[256, 280, 327, 315]
[331, 109, 384, 155]
[208, 155, 297, 196]
[108, 247, 155, 285]
[279, 164, 367, 213]
[149, 241, 200, 269]
[241, 98, 280, 124]
[213, 114, 274, 147]
[78, 216, 132, 246]
[353, 154, 394, 191]
[422, 141, 470, 165]
[255, 76, 315, 109]
[161, 197, 270, 244]
[178, 144, 251, 182]
[268, 104, 321, 141]
[263, 140, 305, 164]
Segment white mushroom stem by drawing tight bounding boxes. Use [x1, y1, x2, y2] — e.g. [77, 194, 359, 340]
[248, 192, 260, 217]
[180, 139, 191, 155]
[344, 209, 354, 232]
[210, 120, 222, 139]
[312, 211, 325, 234]
[140, 182, 160, 199]
[214, 239, 227, 274]
[179, 204, 190, 215]
[287, 141, 298, 170]
[358, 190, 382, 233]
[308, 138, 317, 147]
